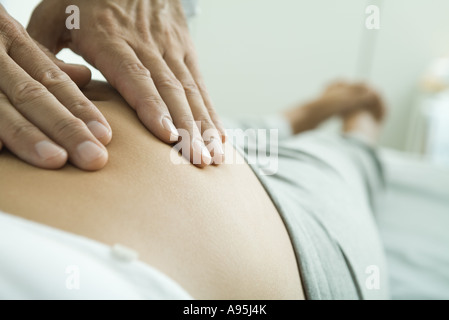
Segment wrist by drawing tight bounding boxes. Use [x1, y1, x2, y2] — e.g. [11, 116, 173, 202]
[284, 99, 319, 135]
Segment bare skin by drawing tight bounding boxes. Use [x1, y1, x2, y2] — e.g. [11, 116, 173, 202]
[0, 81, 304, 300]
[0, 81, 384, 300]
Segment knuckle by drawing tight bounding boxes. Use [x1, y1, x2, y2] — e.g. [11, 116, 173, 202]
[177, 113, 196, 128]
[119, 61, 151, 78]
[196, 80, 208, 93]
[135, 23, 151, 42]
[157, 76, 184, 92]
[94, 9, 124, 36]
[96, 9, 115, 26]
[39, 68, 71, 87]
[196, 116, 215, 130]
[68, 100, 97, 119]
[0, 17, 25, 48]
[182, 81, 200, 96]
[6, 120, 36, 142]
[52, 117, 86, 140]
[136, 95, 164, 110]
[11, 81, 47, 106]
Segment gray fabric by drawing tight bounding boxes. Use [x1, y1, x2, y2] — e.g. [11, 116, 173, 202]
[224, 115, 390, 300]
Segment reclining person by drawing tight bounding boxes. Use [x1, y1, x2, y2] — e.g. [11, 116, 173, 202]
[0, 81, 389, 300]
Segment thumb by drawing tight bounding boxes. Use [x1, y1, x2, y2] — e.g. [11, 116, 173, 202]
[57, 61, 92, 89]
[27, 0, 68, 53]
[35, 40, 92, 88]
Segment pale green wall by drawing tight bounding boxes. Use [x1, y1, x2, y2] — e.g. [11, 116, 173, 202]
[4, 0, 449, 151]
[192, 0, 449, 150]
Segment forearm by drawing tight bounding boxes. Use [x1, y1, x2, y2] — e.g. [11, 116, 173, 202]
[283, 98, 337, 135]
[283, 82, 386, 136]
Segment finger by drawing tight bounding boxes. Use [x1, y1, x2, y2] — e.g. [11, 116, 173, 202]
[33, 38, 92, 88]
[0, 52, 108, 171]
[36, 41, 91, 88]
[0, 93, 67, 169]
[135, 48, 212, 167]
[93, 41, 180, 145]
[8, 37, 111, 145]
[165, 55, 224, 164]
[36, 40, 92, 88]
[27, 1, 66, 53]
[184, 54, 227, 143]
[56, 62, 92, 89]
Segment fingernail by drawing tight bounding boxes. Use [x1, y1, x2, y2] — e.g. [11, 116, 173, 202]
[221, 129, 229, 143]
[162, 117, 179, 142]
[35, 141, 67, 160]
[87, 121, 111, 141]
[77, 141, 107, 163]
[193, 139, 212, 165]
[209, 138, 225, 165]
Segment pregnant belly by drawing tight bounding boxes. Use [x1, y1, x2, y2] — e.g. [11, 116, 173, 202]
[0, 84, 304, 299]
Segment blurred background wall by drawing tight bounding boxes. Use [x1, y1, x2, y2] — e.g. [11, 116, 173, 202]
[3, 0, 449, 152]
[192, 0, 449, 151]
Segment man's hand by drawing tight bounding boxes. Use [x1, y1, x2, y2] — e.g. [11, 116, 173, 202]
[28, 0, 226, 167]
[0, 5, 111, 170]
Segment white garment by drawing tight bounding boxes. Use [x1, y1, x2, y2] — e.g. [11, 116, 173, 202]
[0, 211, 193, 300]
